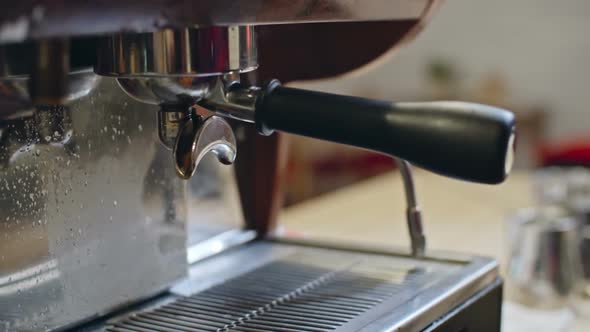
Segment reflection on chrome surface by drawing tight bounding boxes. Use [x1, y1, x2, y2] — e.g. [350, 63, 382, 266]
[0, 77, 189, 331]
[0, 260, 60, 296]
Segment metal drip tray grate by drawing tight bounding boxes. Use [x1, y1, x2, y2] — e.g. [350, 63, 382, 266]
[104, 242, 497, 332]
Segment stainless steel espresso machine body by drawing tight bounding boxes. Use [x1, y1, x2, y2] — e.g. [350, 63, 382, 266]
[1, 1, 511, 331]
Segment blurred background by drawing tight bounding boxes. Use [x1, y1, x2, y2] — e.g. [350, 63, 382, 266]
[282, 0, 590, 205]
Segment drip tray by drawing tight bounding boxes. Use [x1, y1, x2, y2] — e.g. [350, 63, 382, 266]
[100, 240, 499, 332]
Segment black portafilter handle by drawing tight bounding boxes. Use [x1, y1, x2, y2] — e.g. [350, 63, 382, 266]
[255, 80, 516, 184]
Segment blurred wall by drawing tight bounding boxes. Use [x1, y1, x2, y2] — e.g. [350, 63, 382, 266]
[296, 0, 590, 141]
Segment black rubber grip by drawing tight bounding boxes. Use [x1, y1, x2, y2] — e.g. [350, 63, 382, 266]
[255, 80, 515, 184]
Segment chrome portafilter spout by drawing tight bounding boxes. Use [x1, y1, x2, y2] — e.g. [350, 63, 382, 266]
[135, 86, 239, 180]
[114, 76, 240, 179]
[173, 110, 237, 179]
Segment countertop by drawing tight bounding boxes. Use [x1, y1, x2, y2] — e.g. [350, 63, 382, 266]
[280, 169, 533, 261]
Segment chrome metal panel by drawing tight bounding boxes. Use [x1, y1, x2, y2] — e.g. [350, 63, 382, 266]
[97, 241, 498, 332]
[0, 0, 429, 43]
[0, 77, 188, 332]
[186, 229, 256, 265]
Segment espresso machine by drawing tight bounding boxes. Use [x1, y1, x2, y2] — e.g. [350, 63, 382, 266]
[0, 1, 515, 331]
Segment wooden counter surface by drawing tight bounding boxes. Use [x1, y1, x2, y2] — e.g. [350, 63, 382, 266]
[280, 170, 533, 262]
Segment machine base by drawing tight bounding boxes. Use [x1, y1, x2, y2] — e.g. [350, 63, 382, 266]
[81, 240, 502, 332]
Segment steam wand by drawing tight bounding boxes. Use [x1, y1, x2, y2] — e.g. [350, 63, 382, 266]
[395, 158, 425, 258]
